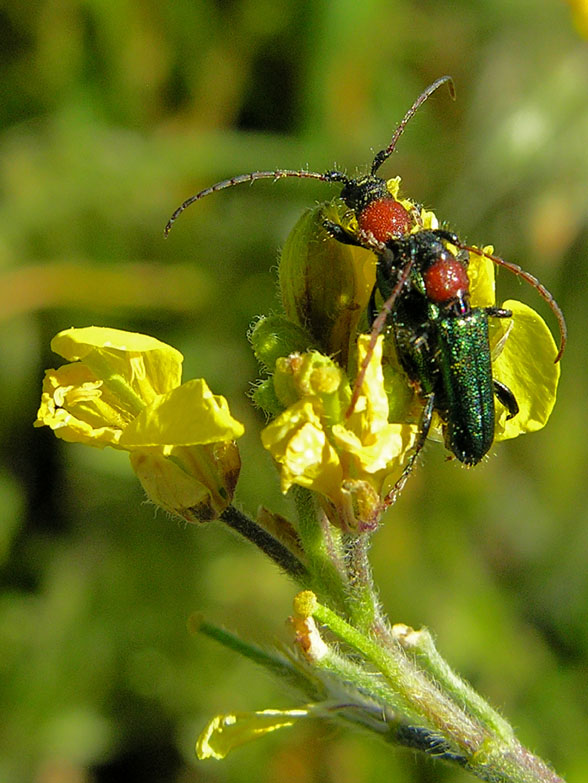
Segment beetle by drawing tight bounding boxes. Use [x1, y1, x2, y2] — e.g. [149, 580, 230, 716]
[164, 77, 566, 500]
[329, 224, 526, 505]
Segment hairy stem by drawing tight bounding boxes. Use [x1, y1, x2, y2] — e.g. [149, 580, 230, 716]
[343, 531, 389, 634]
[305, 595, 566, 781]
[293, 488, 350, 611]
[220, 505, 309, 581]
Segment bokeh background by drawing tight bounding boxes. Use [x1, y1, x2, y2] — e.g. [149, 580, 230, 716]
[2, 1, 588, 782]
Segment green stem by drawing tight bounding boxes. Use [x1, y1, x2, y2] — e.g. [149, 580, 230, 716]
[392, 624, 514, 742]
[292, 488, 349, 612]
[311, 599, 485, 754]
[190, 614, 324, 701]
[305, 633, 423, 724]
[220, 505, 309, 581]
[310, 599, 564, 783]
[343, 531, 389, 634]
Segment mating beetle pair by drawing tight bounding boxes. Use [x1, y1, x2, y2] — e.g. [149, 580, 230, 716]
[165, 76, 566, 494]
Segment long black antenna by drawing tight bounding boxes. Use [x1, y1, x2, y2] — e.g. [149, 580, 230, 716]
[370, 75, 456, 175]
[164, 77, 455, 237]
[164, 169, 328, 237]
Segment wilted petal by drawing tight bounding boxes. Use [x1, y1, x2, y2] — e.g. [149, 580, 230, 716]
[197, 708, 310, 760]
[130, 441, 241, 522]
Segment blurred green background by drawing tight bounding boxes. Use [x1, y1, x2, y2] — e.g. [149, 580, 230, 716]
[2, 1, 588, 781]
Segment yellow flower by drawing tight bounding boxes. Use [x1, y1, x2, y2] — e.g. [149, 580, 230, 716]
[35, 327, 244, 522]
[261, 337, 418, 529]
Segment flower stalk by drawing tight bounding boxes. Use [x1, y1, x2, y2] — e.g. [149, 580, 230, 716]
[219, 505, 309, 581]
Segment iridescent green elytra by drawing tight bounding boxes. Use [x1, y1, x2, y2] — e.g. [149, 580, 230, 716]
[373, 229, 519, 467]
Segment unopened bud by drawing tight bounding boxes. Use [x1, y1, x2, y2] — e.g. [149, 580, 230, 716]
[279, 202, 375, 368]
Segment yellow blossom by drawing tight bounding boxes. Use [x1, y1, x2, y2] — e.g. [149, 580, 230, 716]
[261, 336, 418, 529]
[35, 326, 244, 522]
[566, 0, 588, 38]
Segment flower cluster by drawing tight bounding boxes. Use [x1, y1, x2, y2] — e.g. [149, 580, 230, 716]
[33, 177, 563, 777]
[260, 337, 417, 530]
[251, 183, 560, 527]
[35, 179, 561, 532]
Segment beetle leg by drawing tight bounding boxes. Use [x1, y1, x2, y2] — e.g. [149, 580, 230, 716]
[322, 219, 362, 247]
[382, 393, 435, 509]
[493, 380, 519, 420]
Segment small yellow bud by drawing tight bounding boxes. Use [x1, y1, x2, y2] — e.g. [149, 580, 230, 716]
[293, 590, 318, 618]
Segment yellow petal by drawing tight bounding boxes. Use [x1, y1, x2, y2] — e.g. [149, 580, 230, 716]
[384, 176, 402, 200]
[352, 335, 389, 430]
[468, 246, 496, 308]
[120, 379, 244, 448]
[51, 326, 182, 361]
[332, 422, 417, 474]
[197, 709, 309, 760]
[261, 400, 343, 496]
[52, 326, 183, 402]
[417, 207, 439, 231]
[491, 300, 561, 439]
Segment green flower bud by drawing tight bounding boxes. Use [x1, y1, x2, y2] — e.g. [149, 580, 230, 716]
[250, 378, 283, 417]
[278, 202, 375, 369]
[249, 315, 316, 372]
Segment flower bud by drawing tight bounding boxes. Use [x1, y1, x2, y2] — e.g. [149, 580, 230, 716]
[272, 351, 348, 419]
[249, 315, 315, 372]
[279, 202, 375, 368]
